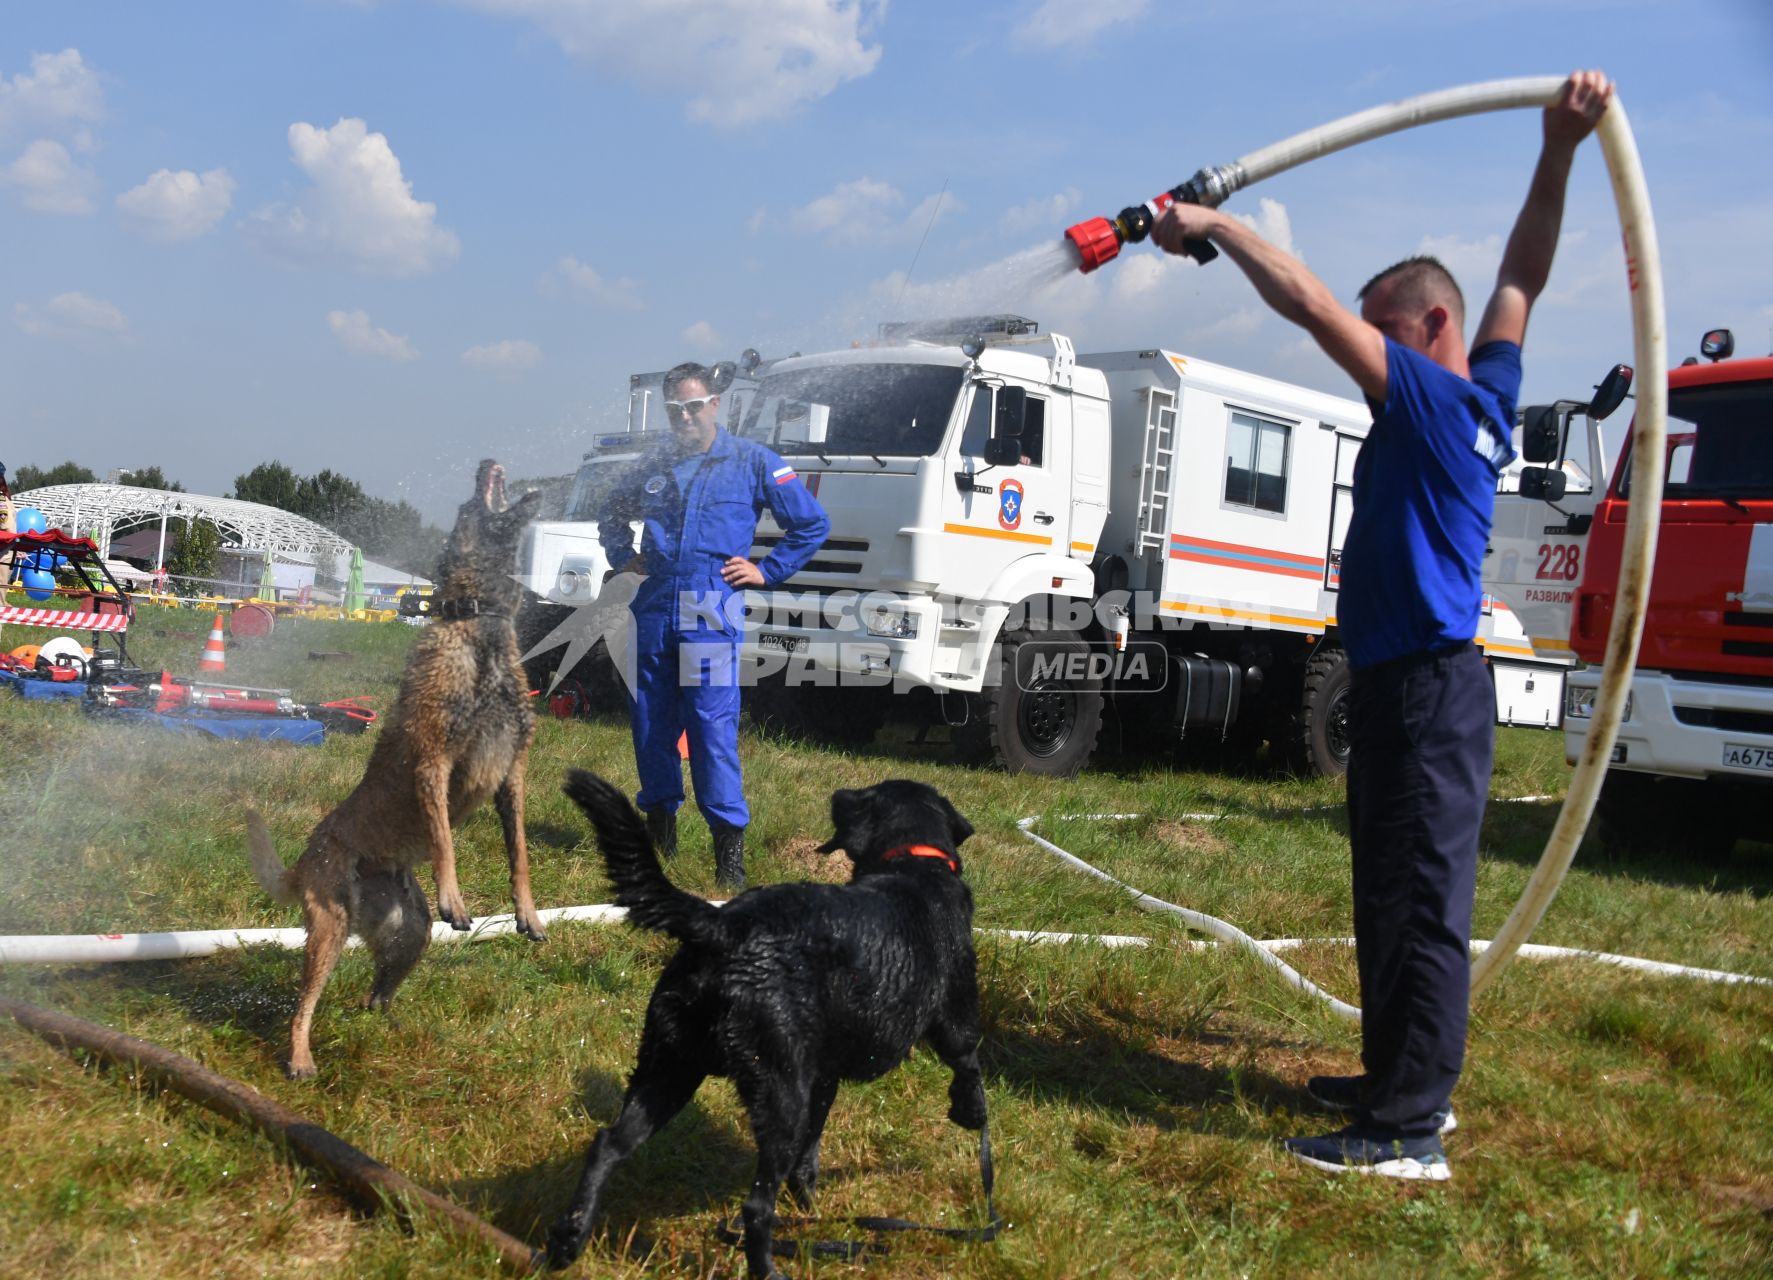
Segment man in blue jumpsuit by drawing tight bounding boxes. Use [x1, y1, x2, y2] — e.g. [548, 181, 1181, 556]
[601, 361, 830, 888]
[1152, 71, 1613, 1178]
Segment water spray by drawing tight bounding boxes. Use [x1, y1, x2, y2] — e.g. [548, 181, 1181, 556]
[1065, 76, 1667, 1000]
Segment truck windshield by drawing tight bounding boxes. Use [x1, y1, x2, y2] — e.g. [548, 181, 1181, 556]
[739, 363, 964, 457]
[564, 460, 627, 521]
[1618, 381, 1773, 499]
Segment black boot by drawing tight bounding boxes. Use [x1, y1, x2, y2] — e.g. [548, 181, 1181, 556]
[645, 807, 677, 859]
[712, 822, 746, 891]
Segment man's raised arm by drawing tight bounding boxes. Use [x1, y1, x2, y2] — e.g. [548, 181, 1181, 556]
[1152, 204, 1388, 402]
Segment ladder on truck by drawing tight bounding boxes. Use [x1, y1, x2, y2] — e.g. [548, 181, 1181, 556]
[1138, 386, 1176, 556]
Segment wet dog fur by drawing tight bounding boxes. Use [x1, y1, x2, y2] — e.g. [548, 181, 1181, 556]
[246, 460, 545, 1079]
[544, 770, 987, 1279]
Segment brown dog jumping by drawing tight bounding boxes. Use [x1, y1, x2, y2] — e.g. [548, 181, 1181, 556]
[247, 460, 546, 1078]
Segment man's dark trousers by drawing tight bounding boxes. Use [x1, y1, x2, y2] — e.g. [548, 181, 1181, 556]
[1346, 642, 1492, 1135]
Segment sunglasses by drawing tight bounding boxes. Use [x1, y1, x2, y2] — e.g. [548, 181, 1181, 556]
[664, 395, 718, 420]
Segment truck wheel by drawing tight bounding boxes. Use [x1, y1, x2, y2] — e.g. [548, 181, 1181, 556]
[962, 630, 1104, 776]
[1289, 645, 1351, 778]
[516, 597, 571, 693]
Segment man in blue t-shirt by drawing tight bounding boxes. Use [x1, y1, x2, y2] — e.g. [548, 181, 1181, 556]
[1152, 71, 1613, 1179]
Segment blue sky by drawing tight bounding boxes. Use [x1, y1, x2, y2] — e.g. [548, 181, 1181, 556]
[4, 0, 1770, 521]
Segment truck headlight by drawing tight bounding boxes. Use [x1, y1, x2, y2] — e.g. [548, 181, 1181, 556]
[860, 601, 919, 639]
[556, 555, 599, 601]
[1565, 686, 1630, 721]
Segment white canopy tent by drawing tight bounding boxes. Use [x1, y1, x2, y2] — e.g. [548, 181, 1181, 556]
[12, 484, 357, 579]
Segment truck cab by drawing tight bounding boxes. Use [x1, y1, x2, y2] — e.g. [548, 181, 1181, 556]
[1563, 331, 1773, 856]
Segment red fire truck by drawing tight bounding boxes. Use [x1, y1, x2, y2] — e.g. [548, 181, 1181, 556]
[1563, 328, 1773, 857]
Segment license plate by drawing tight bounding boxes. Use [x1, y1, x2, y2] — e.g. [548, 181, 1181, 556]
[757, 632, 806, 654]
[1721, 742, 1773, 772]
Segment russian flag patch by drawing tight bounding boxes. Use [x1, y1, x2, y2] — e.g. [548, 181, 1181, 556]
[772, 464, 798, 486]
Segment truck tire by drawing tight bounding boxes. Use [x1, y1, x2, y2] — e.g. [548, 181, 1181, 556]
[516, 597, 571, 694]
[960, 630, 1104, 777]
[515, 596, 629, 716]
[1289, 644, 1352, 778]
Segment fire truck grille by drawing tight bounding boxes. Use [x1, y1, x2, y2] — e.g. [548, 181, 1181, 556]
[752, 535, 868, 576]
[1672, 705, 1773, 736]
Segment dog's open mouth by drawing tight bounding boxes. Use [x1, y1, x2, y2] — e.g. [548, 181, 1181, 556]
[483, 463, 509, 513]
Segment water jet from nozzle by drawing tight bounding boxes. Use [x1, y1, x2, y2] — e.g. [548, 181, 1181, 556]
[1064, 165, 1242, 273]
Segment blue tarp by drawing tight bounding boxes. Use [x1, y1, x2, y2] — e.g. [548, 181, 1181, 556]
[86, 705, 327, 745]
[0, 669, 88, 701]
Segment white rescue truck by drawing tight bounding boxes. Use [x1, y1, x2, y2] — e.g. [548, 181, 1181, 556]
[725, 315, 1566, 776]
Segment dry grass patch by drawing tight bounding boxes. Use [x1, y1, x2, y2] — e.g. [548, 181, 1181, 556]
[1156, 818, 1231, 856]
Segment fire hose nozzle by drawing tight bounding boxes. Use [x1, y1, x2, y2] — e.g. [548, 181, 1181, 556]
[1064, 215, 1126, 274]
[1065, 168, 1242, 274]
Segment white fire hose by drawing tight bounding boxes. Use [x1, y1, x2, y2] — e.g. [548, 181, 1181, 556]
[1146, 78, 1666, 1004]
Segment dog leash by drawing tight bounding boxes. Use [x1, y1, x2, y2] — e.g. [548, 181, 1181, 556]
[713, 1122, 1001, 1262]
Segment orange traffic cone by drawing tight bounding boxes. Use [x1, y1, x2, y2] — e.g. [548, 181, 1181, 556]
[198, 613, 227, 672]
[677, 731, 690, 760]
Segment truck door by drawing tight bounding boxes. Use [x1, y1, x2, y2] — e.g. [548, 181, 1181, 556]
[1325, 433, 1359, 593]
[943, 380, 1070, 599]
[1485, 406, 1605, 657]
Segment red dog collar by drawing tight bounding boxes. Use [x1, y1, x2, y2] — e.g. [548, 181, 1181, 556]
[880, 843, 959, 873]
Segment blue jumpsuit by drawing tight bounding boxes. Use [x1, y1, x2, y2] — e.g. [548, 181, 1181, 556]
[600, 428, 829, 828]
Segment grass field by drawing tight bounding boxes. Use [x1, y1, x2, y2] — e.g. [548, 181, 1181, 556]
[2, 604, 1770, 1278]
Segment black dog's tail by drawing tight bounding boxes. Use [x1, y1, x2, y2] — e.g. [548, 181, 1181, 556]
[562, 770, 724, 944]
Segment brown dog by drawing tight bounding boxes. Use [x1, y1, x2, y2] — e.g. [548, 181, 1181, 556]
[247, 461, 546, 1078]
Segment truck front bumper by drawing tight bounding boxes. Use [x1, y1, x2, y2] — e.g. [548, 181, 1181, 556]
[740, 592, 959, 690]
[1565, 668, 1773, 782]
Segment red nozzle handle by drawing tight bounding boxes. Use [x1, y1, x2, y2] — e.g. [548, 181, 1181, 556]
[1064, 216, 1123, 274]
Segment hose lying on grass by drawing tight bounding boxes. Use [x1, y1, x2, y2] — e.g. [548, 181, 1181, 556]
[0, 995, 542, 1275]
[6, 874, 1765, 1000]
[1016, 813, 1773, 1024]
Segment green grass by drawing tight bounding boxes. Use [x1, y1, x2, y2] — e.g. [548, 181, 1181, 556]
[2, 604, 1770, 1277]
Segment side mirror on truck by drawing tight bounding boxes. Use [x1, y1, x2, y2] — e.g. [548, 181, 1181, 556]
[1588, 363, 1633, 420]
[985, 384, 1027, 467]
[1521, 404, 1561, 464]
[1518, 467, 1568, 502]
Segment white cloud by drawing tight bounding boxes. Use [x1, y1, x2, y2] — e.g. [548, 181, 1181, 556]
[247, 118, 460, 275]
[462, 339, 541, 372]
[456, 0, 884, 127]
[681, 320, 720, 349]
[117, 167, 236, 241]
[541, 255, 643, 309]
[0, 49, 104, 139]
[1001, 187, 1082, 235]
[15, 291, 129, 339]
[788, 177, 960, 245]
[2, 139, 98, 214]
[328, 309, 418, 361]
[1012, 0, 1148, 50]
[1232, 198, 1301, 261]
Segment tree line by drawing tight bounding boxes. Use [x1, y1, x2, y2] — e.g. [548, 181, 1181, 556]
[8, 459, 447, 578]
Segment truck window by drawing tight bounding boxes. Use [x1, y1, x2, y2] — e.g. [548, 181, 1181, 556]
[1617, 381, 1773, 499]
[738, 363, 964, 458]
[1224, 410, 1291, 514]
[956, 386, 1045, 465]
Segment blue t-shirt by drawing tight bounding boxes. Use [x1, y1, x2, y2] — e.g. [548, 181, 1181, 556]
[1339, 338, 1521, 670]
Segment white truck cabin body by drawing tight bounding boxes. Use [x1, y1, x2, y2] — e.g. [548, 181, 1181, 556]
[741, 337, 1109, 691]
[1080, 349, 1368, 639]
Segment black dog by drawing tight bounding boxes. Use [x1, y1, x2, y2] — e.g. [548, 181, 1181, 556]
[545, 770, 987, 1279]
